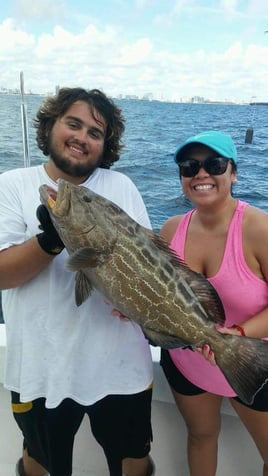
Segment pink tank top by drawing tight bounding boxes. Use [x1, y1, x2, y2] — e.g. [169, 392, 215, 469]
[169, 200, 268, 396]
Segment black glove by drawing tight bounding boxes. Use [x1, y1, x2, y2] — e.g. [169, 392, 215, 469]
[36, 204, 65, 255]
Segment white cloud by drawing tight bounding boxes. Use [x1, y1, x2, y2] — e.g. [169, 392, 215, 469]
[247, 0, 268, 16]
[13, 0, 66, 22]
[0, 13, 267, 102]
[220, 0, 238, 19]
[115, 38, 153, 65]
[0, 18, 34, 52]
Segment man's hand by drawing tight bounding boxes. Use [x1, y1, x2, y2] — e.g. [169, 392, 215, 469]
[111, 309, 130, 321]
[36, 205, 65, 255]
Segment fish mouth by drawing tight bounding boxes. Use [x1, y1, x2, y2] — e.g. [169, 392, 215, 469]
[39, 180, 71, 216]
[39, 184, 57, 209]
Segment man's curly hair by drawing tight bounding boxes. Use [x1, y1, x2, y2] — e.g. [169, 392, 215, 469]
[34, 88, 125, 169]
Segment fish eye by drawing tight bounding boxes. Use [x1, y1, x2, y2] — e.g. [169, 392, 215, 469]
[83, 196, 92, 203]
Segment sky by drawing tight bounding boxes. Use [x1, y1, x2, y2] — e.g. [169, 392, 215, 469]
[0, 0, 267, 102]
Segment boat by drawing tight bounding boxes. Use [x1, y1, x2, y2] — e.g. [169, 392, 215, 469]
[250, 102, 268, 106]
[0, 295, 2, 323]
[0, 326, 263, 475]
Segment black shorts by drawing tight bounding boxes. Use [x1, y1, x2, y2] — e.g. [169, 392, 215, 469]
[160, 348, 268, 411]
[11, 388, 153, 476]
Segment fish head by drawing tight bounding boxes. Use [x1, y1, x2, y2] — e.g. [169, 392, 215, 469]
[39, 179, 118, 253]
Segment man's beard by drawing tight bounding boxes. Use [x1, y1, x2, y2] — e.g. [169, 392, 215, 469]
[47, 136, 103, 178]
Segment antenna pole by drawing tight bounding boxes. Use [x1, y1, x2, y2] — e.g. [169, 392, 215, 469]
[20, 72, 30, 167]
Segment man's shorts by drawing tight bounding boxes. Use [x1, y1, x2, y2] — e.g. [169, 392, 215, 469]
[160, 348, 268, 411]
[11, 387, 153, 476]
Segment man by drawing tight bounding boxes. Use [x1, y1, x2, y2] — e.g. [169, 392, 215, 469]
[0, 88, 154, 476]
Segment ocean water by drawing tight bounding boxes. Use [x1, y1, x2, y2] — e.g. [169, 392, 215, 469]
[0, 94, 267, 321]
[1, 94, 268, 229]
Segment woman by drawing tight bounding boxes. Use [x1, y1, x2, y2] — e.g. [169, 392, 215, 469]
[160, 130, 268, 476]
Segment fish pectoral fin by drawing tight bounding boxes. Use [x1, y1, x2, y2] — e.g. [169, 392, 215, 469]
[75, 271, 94, 306]
[66, 247, 111, 271]
[186, 276, 225, 326]
[143, 327, 192, 350]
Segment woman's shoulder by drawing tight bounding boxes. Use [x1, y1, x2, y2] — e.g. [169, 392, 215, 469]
[160, 215, 184, 243]
[243, 204, 268, 266]
[243, 203, 268, 229]
[242, 206, 268, 248]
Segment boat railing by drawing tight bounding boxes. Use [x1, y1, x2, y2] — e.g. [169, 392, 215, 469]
[0, 293, 3, 324]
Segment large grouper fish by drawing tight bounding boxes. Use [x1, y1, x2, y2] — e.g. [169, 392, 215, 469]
[39, 179, 268, 404]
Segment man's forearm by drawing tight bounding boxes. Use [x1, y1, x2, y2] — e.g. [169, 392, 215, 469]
[0, 237, 55, 289]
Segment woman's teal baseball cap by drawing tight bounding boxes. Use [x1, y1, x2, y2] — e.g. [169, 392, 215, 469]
[175, 130, 237, 164]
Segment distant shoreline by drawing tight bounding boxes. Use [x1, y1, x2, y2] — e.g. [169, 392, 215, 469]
[0, 92, 250, 105]
[1, 91, 267, 106]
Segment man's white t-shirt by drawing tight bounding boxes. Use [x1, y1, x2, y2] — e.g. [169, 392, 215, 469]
[0, 165, 153, 408]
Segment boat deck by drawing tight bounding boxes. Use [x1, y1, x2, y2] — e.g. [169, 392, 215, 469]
[0, 325, 262, 475]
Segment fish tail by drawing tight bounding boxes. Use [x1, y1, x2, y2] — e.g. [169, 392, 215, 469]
[215, 335, 268, 405]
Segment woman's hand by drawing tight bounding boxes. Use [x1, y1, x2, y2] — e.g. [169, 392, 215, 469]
[196, 344, 217, 366]
[196, 325, 243, 365]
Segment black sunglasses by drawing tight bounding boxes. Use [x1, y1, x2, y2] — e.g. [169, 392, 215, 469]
[178, 156, 230, 177]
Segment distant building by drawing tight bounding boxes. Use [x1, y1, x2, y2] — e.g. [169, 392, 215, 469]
[142, 93, 153, 101]
[125, 94, 139, 100]
[191, 96, 205, 103]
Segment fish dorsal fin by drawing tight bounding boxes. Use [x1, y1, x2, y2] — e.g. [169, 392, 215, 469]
[75, 271, 94, 306]
[150, 232, 225, 326]
[66, 247, 111, 272]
